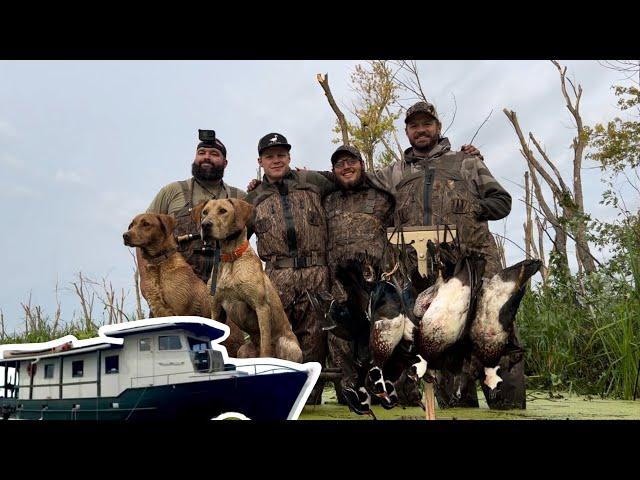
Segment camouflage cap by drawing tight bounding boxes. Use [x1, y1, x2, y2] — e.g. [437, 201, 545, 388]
[258, 132, 291, 155]
[404, 101, 439, 123]
[330, 144, 363, 165]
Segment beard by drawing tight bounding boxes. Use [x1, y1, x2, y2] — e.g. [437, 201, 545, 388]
[336, 170, 365, 191]
[192, 162, 225, 181]
[409, 134, 439, 154]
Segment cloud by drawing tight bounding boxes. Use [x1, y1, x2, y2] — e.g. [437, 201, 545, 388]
[0, 119, 17, 138]
[0, 152, 24, 171]
[54, 169, 85, 185]
[0, 183, 40, 200]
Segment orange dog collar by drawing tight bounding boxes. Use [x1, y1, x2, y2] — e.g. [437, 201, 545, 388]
[221, 240, 249, 262]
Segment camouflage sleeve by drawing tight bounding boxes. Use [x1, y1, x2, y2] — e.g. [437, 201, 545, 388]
[244, 190, 258, 239]
[463, 156, 512, 221]
[236, 188, 248, 200]
[307, 171, 338, 197]
[370, 164, 395, 192]
[146, 183, 180, 214]
[246, 213, 255, 240]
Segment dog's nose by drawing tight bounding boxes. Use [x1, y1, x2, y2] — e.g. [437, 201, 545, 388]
[201, 220, 213, 231]
[123, 232, 130, 244]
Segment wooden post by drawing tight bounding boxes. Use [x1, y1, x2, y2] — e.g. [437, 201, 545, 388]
[423, 379, 436, 420]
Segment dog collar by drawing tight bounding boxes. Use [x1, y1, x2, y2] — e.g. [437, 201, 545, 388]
[221, 240, 249, 262]
[144, 247, 178, 265]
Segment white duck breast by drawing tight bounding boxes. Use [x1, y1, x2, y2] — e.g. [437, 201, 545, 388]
[418, 276, 471, 359]
[471, 259, 542, 372]
[413, 280, 442, 318]
[470, 273, 515, 363]
[370, 314, 407, 365]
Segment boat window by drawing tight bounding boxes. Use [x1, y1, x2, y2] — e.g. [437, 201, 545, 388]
[72, 360, 84, 378]
[159, 335, 182, 351]
[44, 364, 55, 379]
[188, 337, 209, 352]
[139, 338, 152, 352]
[105, 355, 119, 374]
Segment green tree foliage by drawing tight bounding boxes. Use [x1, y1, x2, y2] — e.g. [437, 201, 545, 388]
[587, 86, 639, 173]
[332, 61, 402, 171]
[519, 74, 640, 399]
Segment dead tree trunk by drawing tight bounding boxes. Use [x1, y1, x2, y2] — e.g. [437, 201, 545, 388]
[536, 216, 549, 284]
[524, 171, 533, 259]
[317, 73, 350, 146]
[551, 60, 596, 274]
[504, 61, 598, 276]
[503, 109, 570, 275]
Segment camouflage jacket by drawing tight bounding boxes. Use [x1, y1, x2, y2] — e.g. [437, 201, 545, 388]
[147, 178, 246, 282]
[371, 138, 511, 276]
[322, 174, 395, 267]
[245, 169, 335, 266]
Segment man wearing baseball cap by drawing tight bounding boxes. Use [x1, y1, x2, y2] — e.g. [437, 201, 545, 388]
[321, 144, 404, 412]
[373, 101, 521, 410]
[245, 132, 336, 404]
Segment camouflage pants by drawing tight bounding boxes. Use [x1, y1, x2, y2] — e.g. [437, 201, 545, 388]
[266, 265, 329, 404]
[433, 326, 526, 410]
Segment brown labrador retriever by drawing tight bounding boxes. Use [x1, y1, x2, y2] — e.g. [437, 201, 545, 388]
[123, 213, 245, 356]
[192, 198, 303, 363]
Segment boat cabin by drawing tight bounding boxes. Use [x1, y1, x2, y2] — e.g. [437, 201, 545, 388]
[0, 318, 233, 403]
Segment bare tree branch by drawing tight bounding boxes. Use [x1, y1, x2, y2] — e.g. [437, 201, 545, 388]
[443, 92, 457, 135]
[524, 171, 533, 259]
[504, 109, 564, 206]
[317, 73, 350, 146]
[380, 135, 401, 163]
[468, 109, 493, 145]
[384, 105, 405, 158]
[129, 249, 145, 320]
[529, 133, 571, 194]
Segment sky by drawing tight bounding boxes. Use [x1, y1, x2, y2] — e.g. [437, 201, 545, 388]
[0, 60, 636, 333]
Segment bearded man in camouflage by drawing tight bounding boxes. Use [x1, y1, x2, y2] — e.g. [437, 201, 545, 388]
[321, 145, 397, 405]
[372, 101, 524, 410]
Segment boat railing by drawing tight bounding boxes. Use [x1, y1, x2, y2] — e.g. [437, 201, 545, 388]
[130, 355, 302, 388]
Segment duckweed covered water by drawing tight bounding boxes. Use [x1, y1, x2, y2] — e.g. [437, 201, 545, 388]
[300, 387, 640, 420]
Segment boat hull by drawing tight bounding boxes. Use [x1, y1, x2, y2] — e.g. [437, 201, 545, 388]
[2, 370, 309, 421]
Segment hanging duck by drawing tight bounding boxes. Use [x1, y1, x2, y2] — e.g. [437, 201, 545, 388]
[415, 252, 485, 367]
[470, 259, 542, 389]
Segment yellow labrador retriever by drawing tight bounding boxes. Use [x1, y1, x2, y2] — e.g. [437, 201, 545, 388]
[123, 213, 245, 357]
[192, 198, 303, 363]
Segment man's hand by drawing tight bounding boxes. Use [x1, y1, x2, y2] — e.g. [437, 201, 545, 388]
[247, 178, 262, 192]
[461, 144, 481, 156]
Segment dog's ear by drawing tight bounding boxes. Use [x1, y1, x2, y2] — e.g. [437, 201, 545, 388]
[191, 201, 208, 227]
[157, 214, 176, 236]
[230, 199, 254, 232]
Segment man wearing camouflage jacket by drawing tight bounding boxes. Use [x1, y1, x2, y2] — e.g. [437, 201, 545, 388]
[244, 133, 335, 404]
[372, 101, 525, 409]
